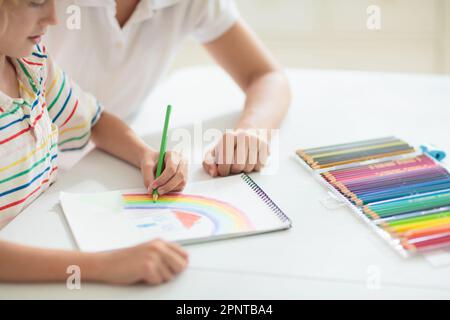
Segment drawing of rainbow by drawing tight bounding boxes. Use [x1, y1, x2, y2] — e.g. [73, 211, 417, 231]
[122, 193, 253, 233]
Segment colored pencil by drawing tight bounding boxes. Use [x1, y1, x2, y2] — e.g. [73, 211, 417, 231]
[298, 136, 450, 253]
[152, 105, 172, 202]
[297, 137, 415, 169]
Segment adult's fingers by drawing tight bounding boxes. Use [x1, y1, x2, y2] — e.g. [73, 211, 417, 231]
[244, 134, 258, 173]
[230, 132, 248, 174]
[255, 139, 270, 171]
[203, 148, 218, 177]
[216, 132, 235, 177]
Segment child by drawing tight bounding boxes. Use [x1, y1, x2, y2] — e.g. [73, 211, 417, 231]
[0, 0, 188, 285]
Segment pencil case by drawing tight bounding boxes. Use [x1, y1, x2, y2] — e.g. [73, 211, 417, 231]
[295, 136, 450, 258]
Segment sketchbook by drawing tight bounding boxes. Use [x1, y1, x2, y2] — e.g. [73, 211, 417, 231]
[60, 174, 291, 252]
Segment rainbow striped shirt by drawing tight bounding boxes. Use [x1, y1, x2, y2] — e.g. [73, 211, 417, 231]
[0, 45, 102, 229]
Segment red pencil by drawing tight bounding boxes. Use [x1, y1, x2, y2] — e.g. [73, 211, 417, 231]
[402, 233, 450, 251]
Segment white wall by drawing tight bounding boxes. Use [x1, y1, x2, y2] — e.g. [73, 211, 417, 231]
[170, 0, 450, 75]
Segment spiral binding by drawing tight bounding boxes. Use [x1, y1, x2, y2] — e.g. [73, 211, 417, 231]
[241, 174, 291, 225]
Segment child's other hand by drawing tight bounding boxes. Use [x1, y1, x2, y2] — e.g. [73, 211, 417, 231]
[98, 239, 189, 285]
[202, 129, 270, 177]
[140, 150, 188, 195]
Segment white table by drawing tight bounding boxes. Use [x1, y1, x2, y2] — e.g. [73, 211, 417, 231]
[1, 67, 450, 299]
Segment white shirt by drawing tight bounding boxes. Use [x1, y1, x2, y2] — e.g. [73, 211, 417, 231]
[45, 0, 239, 119]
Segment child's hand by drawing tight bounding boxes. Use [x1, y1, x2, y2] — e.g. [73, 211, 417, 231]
[140, 150, 188, 195]
[202, 129, 270, 177]
[98, 239, 189, 285]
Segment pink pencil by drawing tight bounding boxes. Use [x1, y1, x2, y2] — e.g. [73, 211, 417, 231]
[324, 156, 437, 182]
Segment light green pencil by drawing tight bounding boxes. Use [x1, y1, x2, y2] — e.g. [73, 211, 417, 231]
[153, 104, 172, 202]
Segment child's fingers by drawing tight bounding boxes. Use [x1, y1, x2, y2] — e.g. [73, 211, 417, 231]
[141, 158, 156, 191]
[161, 247, 188, 274]
[153, 152, 180, 188]
[143, 167, 156, 193]
[157, 160, 185, 195]
[165, 241, 189, 259]
[142, 254, 164, 285]
[173, 180, 187, 192]
[158, 262, 175, 282]
[148, 241, 187, 277]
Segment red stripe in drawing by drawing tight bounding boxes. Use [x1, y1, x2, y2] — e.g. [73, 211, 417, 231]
[0, 106, 4, 112]
[61, 100, 79, 127]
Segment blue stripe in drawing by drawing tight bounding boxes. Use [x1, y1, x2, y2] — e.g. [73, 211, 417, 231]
[137, 223, 157, 228]
[125, 205, 220, 234]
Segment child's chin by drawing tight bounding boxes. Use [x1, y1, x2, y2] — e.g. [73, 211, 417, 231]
[18, 46, 35, 58]
[11, 42, 37, 58]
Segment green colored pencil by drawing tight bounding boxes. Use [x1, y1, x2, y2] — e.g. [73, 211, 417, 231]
[385, 211, 450, 227]
[153, 105, 172, 202]
[366, 191, 450, 217]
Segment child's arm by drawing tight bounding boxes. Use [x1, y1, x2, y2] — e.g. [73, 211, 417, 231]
[0, 238, 188, 284]
[42, 46, 187, 195]
[90, 112, 188, 195]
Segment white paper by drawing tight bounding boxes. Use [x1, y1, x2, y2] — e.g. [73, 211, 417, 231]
[60, 174, 291, 252]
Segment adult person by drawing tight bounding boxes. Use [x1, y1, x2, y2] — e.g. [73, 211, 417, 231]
[46, 0, 291, 177]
